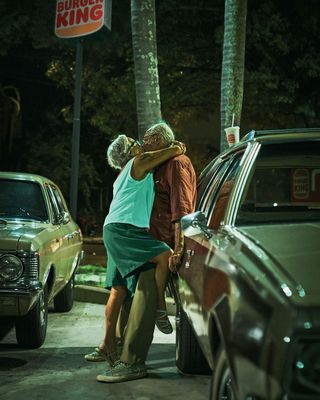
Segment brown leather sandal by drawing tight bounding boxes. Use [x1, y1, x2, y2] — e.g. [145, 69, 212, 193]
[155, 309, 173, 334]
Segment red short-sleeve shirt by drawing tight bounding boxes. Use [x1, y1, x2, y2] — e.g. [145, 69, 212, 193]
[149, 154, 197, 248]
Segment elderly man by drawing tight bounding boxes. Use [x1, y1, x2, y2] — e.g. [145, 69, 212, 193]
[94, 121, 196, 383]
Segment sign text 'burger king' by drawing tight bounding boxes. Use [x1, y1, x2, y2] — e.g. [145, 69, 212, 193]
[55, 0, 112, 39]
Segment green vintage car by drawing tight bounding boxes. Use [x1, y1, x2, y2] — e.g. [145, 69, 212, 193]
[0, 172, 83, 348]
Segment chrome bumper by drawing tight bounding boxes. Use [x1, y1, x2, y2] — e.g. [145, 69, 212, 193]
[0, 282, 42, 316]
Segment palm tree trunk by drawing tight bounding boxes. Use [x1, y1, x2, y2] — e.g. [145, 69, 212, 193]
[131, 0, 162, 140]
[220, 0, 247, 151]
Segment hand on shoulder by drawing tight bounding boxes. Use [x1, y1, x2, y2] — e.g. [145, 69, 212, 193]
[171, 140, 186, 154]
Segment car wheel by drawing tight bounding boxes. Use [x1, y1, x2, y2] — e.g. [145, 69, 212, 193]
[176, 306, 211, 374]
[53, 273, 74, 312]
[15, 285, 48, 349]
[211, 346, 237, 400]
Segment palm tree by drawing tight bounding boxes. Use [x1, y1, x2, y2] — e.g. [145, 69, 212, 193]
[131, 0, 162, 140]
[220, 0, 247, 151]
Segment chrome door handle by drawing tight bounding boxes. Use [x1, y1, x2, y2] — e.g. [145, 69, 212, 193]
[185, 249, 194, 268]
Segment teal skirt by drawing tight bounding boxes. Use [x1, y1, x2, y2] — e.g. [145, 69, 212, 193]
[103, 223, 171, 299]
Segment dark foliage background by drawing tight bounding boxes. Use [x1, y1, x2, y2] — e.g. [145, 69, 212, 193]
[0, 0, 319, 230]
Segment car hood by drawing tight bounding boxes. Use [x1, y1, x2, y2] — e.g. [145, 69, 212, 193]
[238, 223, 320, 304]
[0, 221, 46, 251]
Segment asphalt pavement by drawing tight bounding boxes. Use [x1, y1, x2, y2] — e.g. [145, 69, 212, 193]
[0, 301, 210, 400]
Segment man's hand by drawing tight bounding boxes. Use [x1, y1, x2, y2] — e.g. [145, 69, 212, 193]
[169, 222, 185, 272]
[169, 251, 183, 273]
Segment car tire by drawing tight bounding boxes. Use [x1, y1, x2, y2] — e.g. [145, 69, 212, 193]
[53, 273, 74, 312]
[15, 285, 48, 349]
[211, 346, 237, 400]
[176, 306, 211, 374]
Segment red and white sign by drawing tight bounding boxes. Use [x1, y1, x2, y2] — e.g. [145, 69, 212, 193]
[55, 0, 112, 39]
[292, 168, 310, 199]
[291, 168, 320, 203]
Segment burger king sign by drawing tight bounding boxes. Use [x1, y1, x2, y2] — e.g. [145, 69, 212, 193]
[55, 0, 112, 39]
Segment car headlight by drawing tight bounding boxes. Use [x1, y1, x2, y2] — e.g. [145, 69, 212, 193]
[0, 255, 24, 281]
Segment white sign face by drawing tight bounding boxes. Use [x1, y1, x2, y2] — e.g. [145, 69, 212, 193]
[55, 0, 111, 39]
[292, 168, 310, 199]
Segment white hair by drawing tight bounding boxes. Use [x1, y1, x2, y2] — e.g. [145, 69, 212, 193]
[106, 134, 131, 170]
[144, 122, 175, 145]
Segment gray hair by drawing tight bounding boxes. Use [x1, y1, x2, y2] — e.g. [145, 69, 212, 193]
[107, 134, 131, 170]
[144, 122, 175, 146]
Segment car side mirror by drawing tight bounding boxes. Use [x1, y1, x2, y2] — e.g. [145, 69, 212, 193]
[59, 211, 70, 225]
[181, 211, 212, 239]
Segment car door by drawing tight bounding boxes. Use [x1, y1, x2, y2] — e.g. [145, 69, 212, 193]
[49, 184, 80, 286]
[178, 149, 246, 359]
[42, 184, 70, 295]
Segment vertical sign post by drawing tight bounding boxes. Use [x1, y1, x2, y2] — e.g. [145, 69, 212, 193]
[54, 0, 112, 220]
[69, 41, 83, 220]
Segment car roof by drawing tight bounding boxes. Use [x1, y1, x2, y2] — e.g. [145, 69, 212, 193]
[0, 171, 56, 186]
[200, 128, 320, 178]
[241, 127, 320, 144]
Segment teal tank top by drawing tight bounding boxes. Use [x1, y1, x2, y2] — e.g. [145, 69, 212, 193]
[104, 158, 155, 228]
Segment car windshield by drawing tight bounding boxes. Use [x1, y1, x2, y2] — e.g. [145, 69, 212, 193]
[236, 141, 320, 225]
[0, 179, 48, 222]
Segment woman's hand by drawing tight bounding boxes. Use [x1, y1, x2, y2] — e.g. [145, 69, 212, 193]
[133, 142, 186, 179]
[171, 140, 186, 154]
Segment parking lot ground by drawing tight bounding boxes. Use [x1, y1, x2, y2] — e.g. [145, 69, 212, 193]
[0, 302, 210, 400]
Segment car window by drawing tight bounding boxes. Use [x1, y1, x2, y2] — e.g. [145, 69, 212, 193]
[198, 160, 230, 212]
[45, 185, 60, 224]
[236, 141, 320, 224]
[50, 185, 67, 214]
[207, 155, 243, 230]
[0, 179, 48, 222]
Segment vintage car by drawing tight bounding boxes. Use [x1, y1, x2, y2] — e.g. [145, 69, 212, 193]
[173, 129, 320, 400]
[0, 172, 83, 348]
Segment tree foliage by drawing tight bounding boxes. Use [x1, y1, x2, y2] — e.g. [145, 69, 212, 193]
[244, 0, 320, 129]
[0, 0, 319, 222]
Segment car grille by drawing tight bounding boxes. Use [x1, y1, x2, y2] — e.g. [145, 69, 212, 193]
[19, 252, 39, 281]
[285, 336, 320, 399]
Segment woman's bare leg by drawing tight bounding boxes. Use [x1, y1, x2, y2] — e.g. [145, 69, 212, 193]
[152, 249, 173, 310]
[100, 285, 127, 354]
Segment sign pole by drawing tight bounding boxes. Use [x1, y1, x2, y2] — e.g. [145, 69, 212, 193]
[55, 0, 112, 220]
[70, 40, 83, 220]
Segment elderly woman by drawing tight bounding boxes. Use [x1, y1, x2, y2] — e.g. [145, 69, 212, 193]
[85, 134, 185, 365]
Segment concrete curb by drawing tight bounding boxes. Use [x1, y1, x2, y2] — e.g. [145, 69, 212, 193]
[74, 284, 176, 316]
[74, 285, 109, 305]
